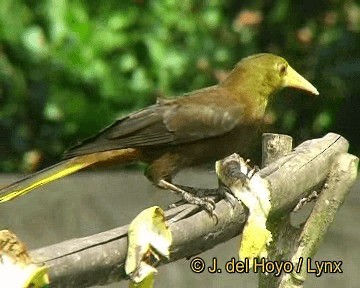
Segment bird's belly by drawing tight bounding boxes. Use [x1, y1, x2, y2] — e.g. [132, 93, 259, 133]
[141, 125, 259, 183]
[143, 126, 257, 169]
[179, 125, 257, 167]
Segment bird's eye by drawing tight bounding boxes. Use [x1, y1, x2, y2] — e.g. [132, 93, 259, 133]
[279, 64, 287, 76]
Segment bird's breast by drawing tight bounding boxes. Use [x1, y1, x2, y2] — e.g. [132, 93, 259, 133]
[142, 124, 259, 169]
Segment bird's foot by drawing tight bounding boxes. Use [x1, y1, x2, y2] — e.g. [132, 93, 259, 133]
[175, 185, 219, 198]
[158, 180, 217, 218]
[293, 190, 319, 212]
[167, 183, 238, 210]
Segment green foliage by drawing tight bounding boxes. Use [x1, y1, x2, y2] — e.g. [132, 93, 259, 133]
[0, 0, 359, 172]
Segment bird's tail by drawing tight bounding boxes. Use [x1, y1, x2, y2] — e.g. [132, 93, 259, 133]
[0, 148, 140, 203]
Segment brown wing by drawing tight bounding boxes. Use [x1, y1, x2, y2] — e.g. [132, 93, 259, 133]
[63, 86, 245, 158]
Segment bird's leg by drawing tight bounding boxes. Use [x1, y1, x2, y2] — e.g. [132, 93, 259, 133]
[158, 180, 216, 216]
[168, 185, 220, 210]
[165, 181, 241, 210]
[175, 185, 219, 197]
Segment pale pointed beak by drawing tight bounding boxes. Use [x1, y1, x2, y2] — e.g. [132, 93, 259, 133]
[284, 65, 319, 95]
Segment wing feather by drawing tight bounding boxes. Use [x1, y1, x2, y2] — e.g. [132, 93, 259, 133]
[64, 86, 244, 158]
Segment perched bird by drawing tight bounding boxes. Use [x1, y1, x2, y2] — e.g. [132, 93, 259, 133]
[0, 54, 318, 210]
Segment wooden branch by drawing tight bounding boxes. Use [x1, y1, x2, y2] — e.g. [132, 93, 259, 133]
[29, 133, 352, 287]
[261, 133, 293, 167]
[277, 153, 358, 288]
[259, 133, 349, 216]
[259, 140, 359, 288]
[258, 133, 293, 288]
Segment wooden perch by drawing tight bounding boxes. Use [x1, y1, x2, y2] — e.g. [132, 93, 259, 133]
[29, 133, 357, 287]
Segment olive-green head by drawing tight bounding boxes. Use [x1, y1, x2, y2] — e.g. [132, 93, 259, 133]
[221, 53, 319, 99]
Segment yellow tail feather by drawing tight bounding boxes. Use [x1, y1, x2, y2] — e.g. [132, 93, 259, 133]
[0, 162, 89, 202]
[0, 148, 140, 203]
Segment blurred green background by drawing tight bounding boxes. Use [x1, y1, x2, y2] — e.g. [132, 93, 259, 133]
[0, 0, 359, 172]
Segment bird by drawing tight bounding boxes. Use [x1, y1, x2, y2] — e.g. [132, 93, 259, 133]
[0, 53, 318, 212]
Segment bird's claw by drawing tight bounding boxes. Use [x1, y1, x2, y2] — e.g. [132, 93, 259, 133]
[293, 190, 319, 212]
[179, 190, 218, 220]
[158, 180, 218, 221]
[181, 191, 215, 211]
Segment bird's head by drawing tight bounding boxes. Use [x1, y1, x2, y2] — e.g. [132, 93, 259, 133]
[221, 53, 319, 101]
